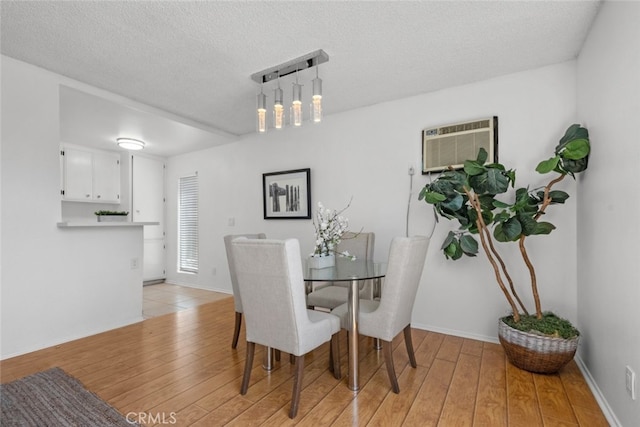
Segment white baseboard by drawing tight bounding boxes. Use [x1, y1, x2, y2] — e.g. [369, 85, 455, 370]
[574, 356, 621, 427]
[411, 321, 499, 345]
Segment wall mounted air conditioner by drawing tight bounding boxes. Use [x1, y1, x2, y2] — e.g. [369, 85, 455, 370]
[422, 117, 498, 174]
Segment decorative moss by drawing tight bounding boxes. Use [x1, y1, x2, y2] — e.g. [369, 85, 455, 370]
[501, 312, 579, 340]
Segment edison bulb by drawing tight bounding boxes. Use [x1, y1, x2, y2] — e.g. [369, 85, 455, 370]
[274, 105, 284, 129]
[257, 108, 267, 133]
[292, 101, 303, 127]
[312, 96, 322, 123]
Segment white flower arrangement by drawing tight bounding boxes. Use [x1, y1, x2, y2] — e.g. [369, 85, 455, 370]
[311, 201, 355, 260]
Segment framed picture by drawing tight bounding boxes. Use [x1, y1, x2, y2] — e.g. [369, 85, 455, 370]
[262, 168, 311, 219]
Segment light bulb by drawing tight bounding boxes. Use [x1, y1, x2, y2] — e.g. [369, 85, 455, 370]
[292, 82, 303, 127]
[257, 108, 267, 133]
[274, 85, 284, 130]
[256, 91, 267, 133]
[312, 96, 322, 123]
[312, 75, 323, 123]
[274, 104, 284, 129]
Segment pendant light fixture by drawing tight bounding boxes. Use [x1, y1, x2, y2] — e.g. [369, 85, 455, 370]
[256, 86, 267, 133]
[291, 70, 303, 127]
[273, 76, 284, 130]
[251, 49, 328, 133]
[311, 66, 323, 123]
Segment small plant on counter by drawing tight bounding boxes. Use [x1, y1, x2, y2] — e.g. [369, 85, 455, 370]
[94, 210, 129, 216]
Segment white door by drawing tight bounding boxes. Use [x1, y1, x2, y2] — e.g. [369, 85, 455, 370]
[132, 156, 165, 282]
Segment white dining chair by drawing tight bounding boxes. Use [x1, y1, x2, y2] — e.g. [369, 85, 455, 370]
[331, 236, 430, 393]
[223, 233, 266, 349]
[306, 231, 375, 309]
[231, 237, 341, 419]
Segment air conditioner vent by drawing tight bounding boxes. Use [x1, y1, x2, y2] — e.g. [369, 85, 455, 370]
[422, 117, 498, 174]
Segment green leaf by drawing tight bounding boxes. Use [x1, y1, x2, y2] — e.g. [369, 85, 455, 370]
[493, 211, 511, 224]
[556, 124, 589, 153]
[418, 186, 427, 201]
[464, 160, 486, 176]
[517, 214, 539, 236]
[440, 231, 456, 250]
[536, 156, 560, 174]
[459, 234, 479, 255]
[493, 223, 508, 242]
[560, 138, 590, 160]
[443, 241, 463, 260]
[476, 147, 488, 164]
[495, 216, 526, 241]
[548, 190, 569, 204]
[492, 199, 510, 209]
[532, 221, 556, 235]
[442, 194, 464, 211]
[478, 195, 497, 211]
[423, 191, 447, 204]
[470, 168, 509, 195]
[560, 157, 589, 174]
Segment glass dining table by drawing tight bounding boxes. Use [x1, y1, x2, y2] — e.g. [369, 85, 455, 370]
[303, 257, 387, 391]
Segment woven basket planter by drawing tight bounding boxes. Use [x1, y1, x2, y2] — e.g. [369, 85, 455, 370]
[498, 318, 579, 374]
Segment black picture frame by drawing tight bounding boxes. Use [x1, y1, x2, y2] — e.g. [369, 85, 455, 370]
[262, 168, 311, 219]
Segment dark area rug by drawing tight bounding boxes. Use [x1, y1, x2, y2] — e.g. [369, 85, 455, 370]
[0, 367, 136, 426]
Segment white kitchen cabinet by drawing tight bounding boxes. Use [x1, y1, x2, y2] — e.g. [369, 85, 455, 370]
[61, 145, 121, 203]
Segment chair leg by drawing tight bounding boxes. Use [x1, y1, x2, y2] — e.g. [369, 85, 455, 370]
[329, 340, 333, 373]
[275, 349, 281, 361]
[241, 342, 255, 394]
[330, 333, 341, 379]
[403, 325, 417, 368]
[382, 340, 400, 393]
[289, 355, 305, 418]
[232, 312, 242, 349]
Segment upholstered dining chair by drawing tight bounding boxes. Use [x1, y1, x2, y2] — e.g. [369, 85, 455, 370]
[331, 235, 430, 393]
[306, 231, 375, 310]
[224, 233, 266, 349]
[231, 238, 341, 419]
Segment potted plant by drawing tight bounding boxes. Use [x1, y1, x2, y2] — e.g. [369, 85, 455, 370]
[308, 201, 355, 269]
[418, 124, 590, 373]
[94, 210, 129, 222]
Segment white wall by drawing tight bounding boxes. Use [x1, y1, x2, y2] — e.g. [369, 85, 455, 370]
[0, 57, 144, 359]
[166, 61, 579, 342]
[576, 2, 640, 426]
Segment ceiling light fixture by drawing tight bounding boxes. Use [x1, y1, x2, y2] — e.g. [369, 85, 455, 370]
[251, 49, 328, 132]
[256, 86, 267, 133]
[291, 70, 303, 127]
[273, 76, 284, 130]
[311, 66, 323, 123]
[116, 137, 145, 150]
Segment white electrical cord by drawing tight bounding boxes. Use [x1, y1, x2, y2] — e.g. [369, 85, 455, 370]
[406, 168, 437, 238]
[405, 168, 414, 237]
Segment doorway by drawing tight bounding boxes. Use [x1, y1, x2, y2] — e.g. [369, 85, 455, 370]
[132, 155, 166, 282]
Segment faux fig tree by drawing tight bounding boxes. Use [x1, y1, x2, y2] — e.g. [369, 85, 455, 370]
[418, 124, 590, 338]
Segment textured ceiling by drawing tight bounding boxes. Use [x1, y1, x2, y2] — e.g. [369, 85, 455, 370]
[1, 1, 601, 151]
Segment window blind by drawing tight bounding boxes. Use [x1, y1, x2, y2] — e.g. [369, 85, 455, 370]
[178, 173, 198, 273]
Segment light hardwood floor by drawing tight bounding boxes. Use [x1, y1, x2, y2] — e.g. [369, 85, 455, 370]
[142, 283, 230, 319]
[0, 296, 608, 426]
